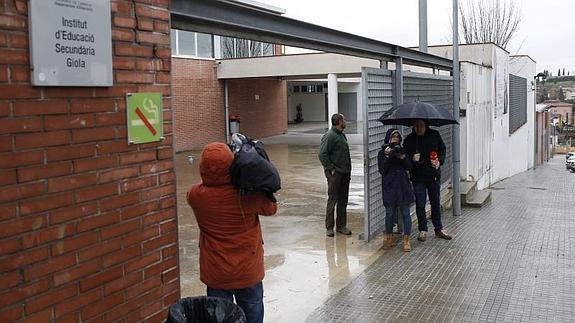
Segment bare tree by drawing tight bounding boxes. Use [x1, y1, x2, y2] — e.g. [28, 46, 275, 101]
[459, 0, 522, 50]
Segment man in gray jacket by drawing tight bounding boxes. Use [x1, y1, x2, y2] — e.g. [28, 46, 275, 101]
[318, 114, 352, 237]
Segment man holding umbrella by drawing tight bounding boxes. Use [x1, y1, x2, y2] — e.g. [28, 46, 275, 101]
[379, 102, 456, 242]
[404, 119, 452, 241]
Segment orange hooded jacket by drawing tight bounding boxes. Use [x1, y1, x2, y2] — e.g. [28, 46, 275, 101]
[187, 142, 277, 290]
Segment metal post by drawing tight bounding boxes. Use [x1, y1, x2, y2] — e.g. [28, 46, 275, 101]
[394, 57, 403, 106]
[533, 78, 537, 169]
[224, 80, 230, 144]
[419, 0, 428, 52]
[553, 124, 556, 157]
[394, 57, 404, 230]
[452, 0, 461, 216]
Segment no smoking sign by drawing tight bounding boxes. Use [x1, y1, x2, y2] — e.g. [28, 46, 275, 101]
[127, 93, 163, 144]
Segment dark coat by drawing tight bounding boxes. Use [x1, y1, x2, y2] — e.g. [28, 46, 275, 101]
[187, 143, 277, 290]
[378, 129, 415, 207]
[403, 128, 446, 183]
[318, 127, 352, 174]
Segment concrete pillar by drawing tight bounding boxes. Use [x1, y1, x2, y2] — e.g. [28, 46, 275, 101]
[327, 73, 338, 129]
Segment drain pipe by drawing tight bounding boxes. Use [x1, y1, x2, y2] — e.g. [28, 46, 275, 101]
[452, 0, 461, 216]
[224, 80, 230, 144]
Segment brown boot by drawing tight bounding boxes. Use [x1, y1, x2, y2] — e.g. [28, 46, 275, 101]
[383, 234, 395, 250]
[403, 235, 411, 252]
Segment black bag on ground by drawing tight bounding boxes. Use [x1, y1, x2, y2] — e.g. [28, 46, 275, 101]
[230, 137, 281, 196]
[166, 296, 246, 323]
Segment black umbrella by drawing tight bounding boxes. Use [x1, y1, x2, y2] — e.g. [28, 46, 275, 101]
[378, 102, 459, 127]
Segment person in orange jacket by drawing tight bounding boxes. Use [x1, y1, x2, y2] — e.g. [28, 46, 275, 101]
[187, 142, 277, 323]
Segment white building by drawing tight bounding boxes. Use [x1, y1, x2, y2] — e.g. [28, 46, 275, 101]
[427, 44, 536, 189]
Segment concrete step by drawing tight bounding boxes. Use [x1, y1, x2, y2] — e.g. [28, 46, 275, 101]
[464, 189, 492, 208]
[460, 181, 477, 207]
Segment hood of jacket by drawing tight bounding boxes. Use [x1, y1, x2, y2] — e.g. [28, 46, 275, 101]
[199, 142, 234, 187]
[384, 128, 402, 145]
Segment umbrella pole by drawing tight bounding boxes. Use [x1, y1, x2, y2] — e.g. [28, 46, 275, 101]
[452, 0, 461, 216]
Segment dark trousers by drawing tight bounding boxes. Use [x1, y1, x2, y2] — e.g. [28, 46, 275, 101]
[207, 282, 264, 323]
[325, 170, 351, 230]
[385, 205, 412, 235]
[412, 179, 443, 232]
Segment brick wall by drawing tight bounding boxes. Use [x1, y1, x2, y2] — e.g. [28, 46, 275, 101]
[0, 1, 179, 322]
[172, 58, 225, 152]
[229, 78, 287, 139]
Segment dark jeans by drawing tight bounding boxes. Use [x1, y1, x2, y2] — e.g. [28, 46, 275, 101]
[207, 282, 264, 323]
[412, 179, 443, 232]
[385, 205, 412, 235]
[325, 170, 351, 230]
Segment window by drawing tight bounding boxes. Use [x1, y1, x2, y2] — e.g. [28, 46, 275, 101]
[250, 41, 262, 57]
[262, 43, 274, 56]
[292, 84, 326, 94]
[219, 37, 275, 59]
[221, 37, 235, 59]
[235, 39, 250, 58]
[197, 33, 213, 58]
[170, 31, 177, 54]
[171, 29, 214, 58]
[509, 74, 527, 134]
[178, 30, 196, 56]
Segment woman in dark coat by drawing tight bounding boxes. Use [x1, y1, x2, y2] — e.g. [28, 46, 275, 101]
[378, 129, 415, 252]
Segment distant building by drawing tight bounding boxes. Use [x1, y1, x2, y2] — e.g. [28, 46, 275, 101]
[536, 104, 552, 164]
[564, 88, 575, 100]
[545, 102, 573, 126]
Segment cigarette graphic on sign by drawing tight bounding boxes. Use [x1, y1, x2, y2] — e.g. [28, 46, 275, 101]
[127, 93, 163, 144]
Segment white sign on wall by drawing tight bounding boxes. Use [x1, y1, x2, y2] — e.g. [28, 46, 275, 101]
[28, 0, 113, 87]
[493, 48, 509, 119]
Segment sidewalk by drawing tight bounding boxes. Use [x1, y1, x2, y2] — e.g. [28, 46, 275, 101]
[306, 156, 575, 322]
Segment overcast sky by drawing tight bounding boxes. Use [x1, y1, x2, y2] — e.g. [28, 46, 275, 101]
[262, 0, 575, 75]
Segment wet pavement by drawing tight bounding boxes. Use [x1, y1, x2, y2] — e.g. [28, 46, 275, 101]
[306, 156, 575, 322]
[175, 127, 387, 322]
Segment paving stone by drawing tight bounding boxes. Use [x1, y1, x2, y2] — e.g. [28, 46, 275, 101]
[307, 158, 575, 322]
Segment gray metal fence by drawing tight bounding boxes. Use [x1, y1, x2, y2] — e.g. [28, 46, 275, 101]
[362, 67, 393, 241]
[362, 68, 453, 242]
[403, 72, 454, 186]
[509, 74, 527, 134]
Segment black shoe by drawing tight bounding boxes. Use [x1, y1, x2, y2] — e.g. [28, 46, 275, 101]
[326, 229, 335, 237]
[336, 227, 352, 235]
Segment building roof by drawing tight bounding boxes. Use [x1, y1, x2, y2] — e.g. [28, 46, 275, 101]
[222, 0, 286, 15]
[510, 55, 537, 63]
[423, 42, 510, 54]
[544, 101, 574, 108]
[536, 104, 550, 112]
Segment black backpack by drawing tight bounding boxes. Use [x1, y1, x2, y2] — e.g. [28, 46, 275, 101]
[230, 137, 281, 200]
